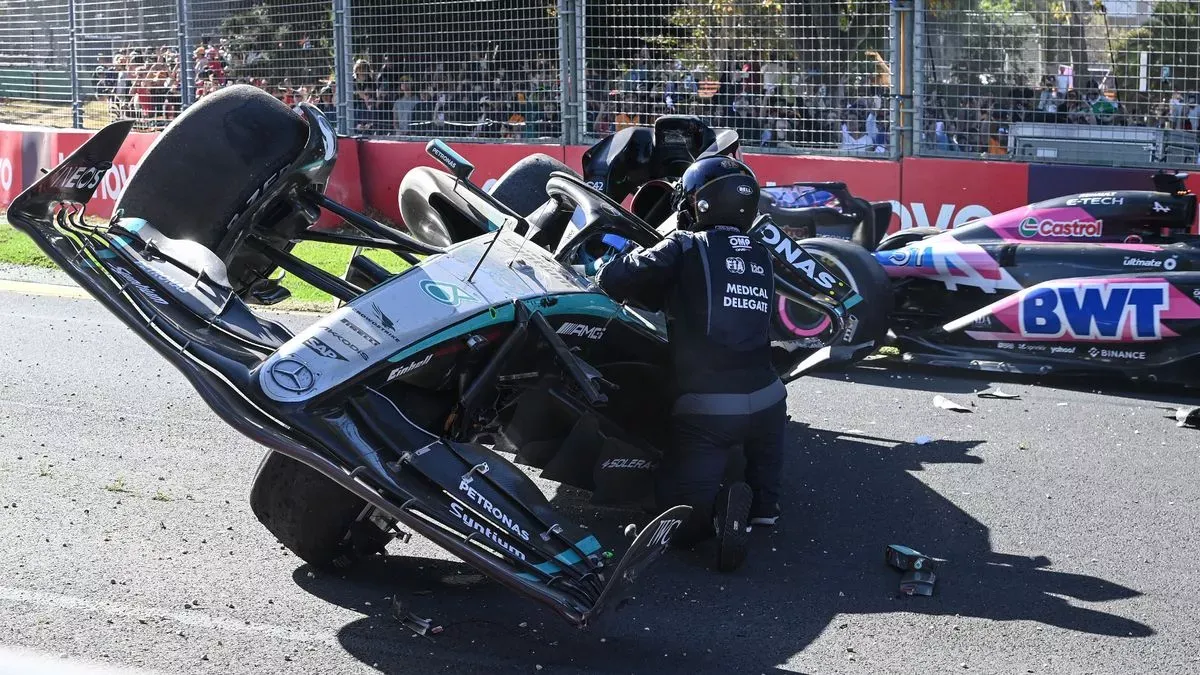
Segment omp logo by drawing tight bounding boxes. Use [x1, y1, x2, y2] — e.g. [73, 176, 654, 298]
[421, 280, 476, 306]
[1018, 217, 1103, 238]
[729, 235, 752, 252]
[387, 353, 431, 381]
[601, 458, 657, 470]
[1020, 282, 1169, 341]
[757, 221, 838, 290]
[647, 519, 682, 547]
[726, 257, 745, 274]
[557, 322, 605, 340]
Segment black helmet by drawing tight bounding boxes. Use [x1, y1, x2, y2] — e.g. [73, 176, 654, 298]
[671, 155, 760, 232]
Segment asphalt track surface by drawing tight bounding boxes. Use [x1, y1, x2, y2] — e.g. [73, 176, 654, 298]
[1, 286, 1199, 674]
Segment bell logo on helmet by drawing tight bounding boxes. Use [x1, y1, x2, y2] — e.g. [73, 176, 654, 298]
[737, 184, 754, 196]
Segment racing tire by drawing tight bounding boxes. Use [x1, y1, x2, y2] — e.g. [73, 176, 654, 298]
[772, 238, 894, 371]
[112, 84, 309, 293]
[875, 226, 942, 251]
[249, 451, 392, 572]
[488, 153, 580, 218]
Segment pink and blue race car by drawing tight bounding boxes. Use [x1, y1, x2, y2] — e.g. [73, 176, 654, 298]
[769, 171, 1200, 387]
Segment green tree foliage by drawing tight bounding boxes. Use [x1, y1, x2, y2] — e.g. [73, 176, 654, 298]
[1111, 1, 1200, 95]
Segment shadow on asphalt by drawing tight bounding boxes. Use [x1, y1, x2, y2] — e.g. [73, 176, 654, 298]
[291, 422, 1152, 674]
[820, 359, 1200, 407]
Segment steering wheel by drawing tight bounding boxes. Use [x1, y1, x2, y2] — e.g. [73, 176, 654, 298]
[546, 171, 665, 281]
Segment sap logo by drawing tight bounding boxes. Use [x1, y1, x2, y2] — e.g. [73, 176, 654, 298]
[557, 322, 605, 340]
[750, 262, 765, 275]
[304, 336, 348, 362]
[726, 257, 745, 274]
[1018, 217, 1103, 238]
[757, 222, 838, 290]
[387, 353, 432, 381]
[889, 201, 993, 230]
[0, 157, 12, 192]
[729, 235, 752, 252]
[601, 458, 657, 470]
[1088, 347, 1146, 360]
[1019, 282, 1169, 341]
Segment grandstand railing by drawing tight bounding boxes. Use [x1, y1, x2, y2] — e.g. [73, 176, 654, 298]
[0, 0, 1193, 167]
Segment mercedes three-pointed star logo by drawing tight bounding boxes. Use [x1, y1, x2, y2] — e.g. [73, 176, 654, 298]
[269, 358, 316, 393]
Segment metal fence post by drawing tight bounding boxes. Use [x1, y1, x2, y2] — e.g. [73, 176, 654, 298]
[557, 0, 578, 146]
[574, 0, 586, 143]
[332, 0, 352, 136]
[892, 0, 915, 159]
[66, 0, 82, 129]
[911, 0, 924, 157]
[177, 0, 194, 111]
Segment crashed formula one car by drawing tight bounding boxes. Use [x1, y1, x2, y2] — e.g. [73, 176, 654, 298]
[406, 114, 1200, 387]
[864, 173, 1200, 386]
[7, 86, 865, 628]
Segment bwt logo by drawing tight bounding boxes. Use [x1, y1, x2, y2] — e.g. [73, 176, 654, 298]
[1020, 282, 1169, 341]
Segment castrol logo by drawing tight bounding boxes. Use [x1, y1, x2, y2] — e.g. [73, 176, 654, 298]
[1018, 217, 1103, 238]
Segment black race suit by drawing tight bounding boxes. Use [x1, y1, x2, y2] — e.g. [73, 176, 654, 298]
[596, 225, 786, 544]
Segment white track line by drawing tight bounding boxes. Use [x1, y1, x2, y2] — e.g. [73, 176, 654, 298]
[0, 586, 339, 648]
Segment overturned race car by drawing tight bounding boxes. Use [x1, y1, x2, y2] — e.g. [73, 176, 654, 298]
[7, 86, 868, 628]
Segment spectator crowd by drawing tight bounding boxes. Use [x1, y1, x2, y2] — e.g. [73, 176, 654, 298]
[86, 35, 1200, 160]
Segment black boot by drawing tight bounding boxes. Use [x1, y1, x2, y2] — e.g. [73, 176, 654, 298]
[713, 481, 753, 572]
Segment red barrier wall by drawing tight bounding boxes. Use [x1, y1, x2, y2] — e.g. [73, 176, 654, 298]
[4, 124, 1189, 238]
[0, 124, 365, 225]
[359, 139, 567, 224]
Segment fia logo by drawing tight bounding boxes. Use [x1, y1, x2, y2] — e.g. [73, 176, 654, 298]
[729, 235, 752, 252]
[750, 262, 765, 275]
[725, 257, 745, 274]
[1154, 201, 1171, 213]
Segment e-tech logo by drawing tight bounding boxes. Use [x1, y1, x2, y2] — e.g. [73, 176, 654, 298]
[1019, 282, 1169, 341]
[1018, 217, 1103, 239]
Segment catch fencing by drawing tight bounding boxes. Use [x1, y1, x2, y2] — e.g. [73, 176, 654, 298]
[0, 0, 1195, 167]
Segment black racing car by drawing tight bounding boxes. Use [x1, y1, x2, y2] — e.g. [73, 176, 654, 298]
[6, 86, 865, 628]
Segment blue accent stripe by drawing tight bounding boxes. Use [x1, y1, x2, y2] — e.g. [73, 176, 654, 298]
[531, 535, 604, 575]
[843, 293, 863, 310]
[95, 249, 117, 259]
